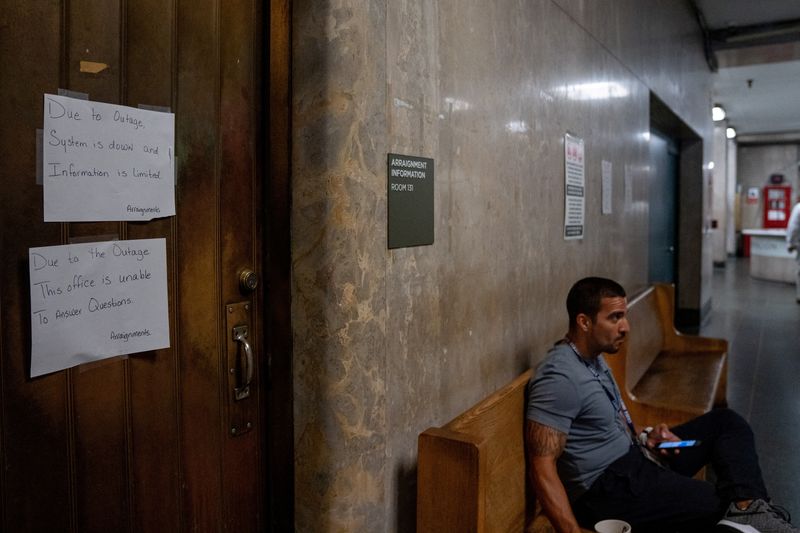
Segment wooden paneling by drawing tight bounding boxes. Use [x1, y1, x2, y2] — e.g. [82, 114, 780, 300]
[0, 0, 293, 530]
[125, 0, 181, 530]
[64, 3, 130, 530]
[0, 2, 72, 531]
[174, 0, 224, 527]
[220, 0, 263, 530]
[266, 0, 295, 529]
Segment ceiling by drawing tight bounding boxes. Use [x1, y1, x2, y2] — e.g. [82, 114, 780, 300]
[694, 0, 800, 137]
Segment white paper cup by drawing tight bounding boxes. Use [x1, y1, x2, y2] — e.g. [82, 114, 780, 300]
[594, 518, 631, 533]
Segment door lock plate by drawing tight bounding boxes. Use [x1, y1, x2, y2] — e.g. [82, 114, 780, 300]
[225, 301, 255, 437]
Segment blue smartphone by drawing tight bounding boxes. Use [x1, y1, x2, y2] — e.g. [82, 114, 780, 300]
[656, 440, 701, 449]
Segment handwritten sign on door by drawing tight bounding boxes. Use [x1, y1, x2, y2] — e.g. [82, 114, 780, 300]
[29, 239, 170, 377]
[42, 94, 175, 221]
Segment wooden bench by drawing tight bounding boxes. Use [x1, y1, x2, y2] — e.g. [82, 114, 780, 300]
[416, 283, 728, 532]
[604, 283, 728, 429]
[416, 370, 592, 532]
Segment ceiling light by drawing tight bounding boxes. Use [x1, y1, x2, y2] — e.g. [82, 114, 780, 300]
[708, 161, 715, 170]
[505, 120, 529, 133]
[712, 105, 726, 122]
[444, 97, 471, 111]
[726, 127, 736, 139]
[554, 81, 629, 101]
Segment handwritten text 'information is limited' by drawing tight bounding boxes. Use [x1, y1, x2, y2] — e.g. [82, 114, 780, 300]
[43, 94, 175, 221]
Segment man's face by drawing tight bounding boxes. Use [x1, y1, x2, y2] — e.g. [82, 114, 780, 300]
[587, 296, 629, 354]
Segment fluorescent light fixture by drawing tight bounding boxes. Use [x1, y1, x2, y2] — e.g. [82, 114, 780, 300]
[726, 127, 736, 139]
[708, 161, 715, 170]
[554, 81, 629, 101]
[712, 105, 726, 122]
[505, 120, 529, 133]
[444, 97, 471, 111]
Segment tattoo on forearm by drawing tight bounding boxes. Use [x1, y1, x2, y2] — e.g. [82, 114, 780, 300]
[526, 421, 566, 457]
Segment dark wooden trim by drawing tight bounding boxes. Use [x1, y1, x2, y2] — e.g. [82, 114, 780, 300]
[264, 0, 294, 530]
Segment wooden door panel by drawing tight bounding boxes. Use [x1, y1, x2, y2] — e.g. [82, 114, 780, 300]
[0, 0, 273, 531]
[220, 0, 262, 529]
[64, 0, 128, 524]
[174, 0, 225, 528]
[125, 1, 181, 531]
[1, 2, 72, 531]
[73, 363, 130, 532]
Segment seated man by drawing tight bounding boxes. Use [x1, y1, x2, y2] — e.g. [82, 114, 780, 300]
[525, 277, 797, 533]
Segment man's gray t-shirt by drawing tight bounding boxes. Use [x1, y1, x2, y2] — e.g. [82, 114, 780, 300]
[526, 342, 632, 501]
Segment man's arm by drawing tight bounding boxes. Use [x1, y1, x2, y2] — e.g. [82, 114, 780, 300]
[525, 419, 583, 533]
[787, 204, 800, 251]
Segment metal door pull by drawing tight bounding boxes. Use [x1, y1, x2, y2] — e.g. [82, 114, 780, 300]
[232, 325, 253, 400]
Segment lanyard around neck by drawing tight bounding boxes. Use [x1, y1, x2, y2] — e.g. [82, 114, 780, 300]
[564, 339, 637, 441]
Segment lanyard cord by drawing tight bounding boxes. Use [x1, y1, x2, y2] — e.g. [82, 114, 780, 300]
[564, 339, 638, 443]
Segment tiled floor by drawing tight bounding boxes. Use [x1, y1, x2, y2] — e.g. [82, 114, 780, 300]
[700, 257, 800, 518]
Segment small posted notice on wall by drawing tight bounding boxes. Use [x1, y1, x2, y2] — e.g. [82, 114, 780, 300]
[624, 164, 634, 209]
[564, 134, 585, 240]
[29, 239, 170, 377]
[601, 159, 613, 215]
[43, 94, 175, 221]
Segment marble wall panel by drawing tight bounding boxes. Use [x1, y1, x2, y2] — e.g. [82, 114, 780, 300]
[292, 1, 712, 531]
[712, 125, 730, 264]
[553, 0, 712, 139]
[554, 0, 716, 314]
[292, 1, 390, 531]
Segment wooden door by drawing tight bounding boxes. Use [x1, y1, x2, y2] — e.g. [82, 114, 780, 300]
[0, 0, 292, 531]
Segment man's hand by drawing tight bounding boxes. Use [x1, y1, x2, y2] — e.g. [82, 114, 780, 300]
[645, 423, 681, 456]
[525, 420, 583, 533]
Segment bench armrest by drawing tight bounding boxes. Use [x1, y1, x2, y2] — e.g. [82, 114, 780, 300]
[417, 427, 486, 533]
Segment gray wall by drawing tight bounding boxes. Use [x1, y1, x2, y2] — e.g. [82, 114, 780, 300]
[712, 125, 729, 264]
[291, 1, 713, 531]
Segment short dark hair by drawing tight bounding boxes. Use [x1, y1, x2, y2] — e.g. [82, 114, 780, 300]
[566, 277, 626, 325]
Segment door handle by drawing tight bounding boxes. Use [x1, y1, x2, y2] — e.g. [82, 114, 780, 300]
[226, 301, 255, 436]
[232, 325, 253, 401]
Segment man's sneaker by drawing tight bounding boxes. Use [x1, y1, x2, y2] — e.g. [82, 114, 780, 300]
[717, 499, 799, 532]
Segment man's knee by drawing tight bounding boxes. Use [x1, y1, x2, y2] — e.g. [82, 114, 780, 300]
[710, 408, 754, 436]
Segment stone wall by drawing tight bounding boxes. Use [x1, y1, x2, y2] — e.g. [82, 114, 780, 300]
[291, 1, 713, 530]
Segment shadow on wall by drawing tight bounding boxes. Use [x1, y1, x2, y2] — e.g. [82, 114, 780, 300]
[396, 461, 418, 533]
[394, 347, 534, 532]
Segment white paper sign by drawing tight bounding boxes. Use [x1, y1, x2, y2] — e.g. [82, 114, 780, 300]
[29, 239, 170, 377]
[624, 164, 633, 208]
[601, 159, 613, 215]
[43, 94, 175, 221]
[564, 134, 585, 240]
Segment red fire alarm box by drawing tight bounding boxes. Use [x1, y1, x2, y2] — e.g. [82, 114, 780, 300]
[763, 185, 792, 228]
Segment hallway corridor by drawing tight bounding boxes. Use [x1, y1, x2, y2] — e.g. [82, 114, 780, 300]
[700, 258, 800, 518]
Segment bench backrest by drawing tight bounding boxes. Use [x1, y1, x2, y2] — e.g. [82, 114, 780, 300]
[417, 370, 532, 532]
[621, 285, 665, 390]
[417, 284, 683, 532]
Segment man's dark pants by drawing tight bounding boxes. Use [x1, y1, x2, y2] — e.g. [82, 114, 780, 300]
[573, 409, 768, 532]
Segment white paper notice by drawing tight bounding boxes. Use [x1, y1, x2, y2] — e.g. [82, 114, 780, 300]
[624, 164, 633, 209]
[602, 159, 613, 215]
[43, 94, 175, 221]
[564, 134, 585, 240]
[29, 239, 170, 377]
